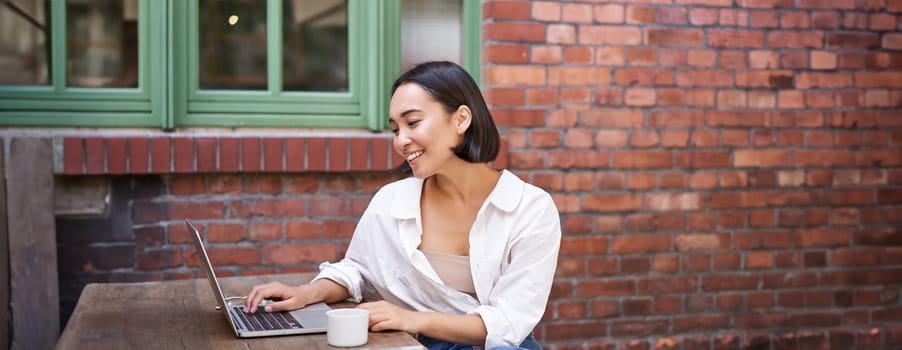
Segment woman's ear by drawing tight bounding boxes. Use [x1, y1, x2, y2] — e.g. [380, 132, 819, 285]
[455, 105, 472, 136]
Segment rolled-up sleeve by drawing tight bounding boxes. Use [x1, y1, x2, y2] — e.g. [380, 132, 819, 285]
[468, 195, 561, 349]
[310, 202, 376, 303]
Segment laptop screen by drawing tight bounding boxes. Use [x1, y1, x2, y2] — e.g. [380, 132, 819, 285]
[186, 219, 231, 313]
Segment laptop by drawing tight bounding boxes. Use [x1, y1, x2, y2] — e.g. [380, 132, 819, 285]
[186, 219, 330, 337]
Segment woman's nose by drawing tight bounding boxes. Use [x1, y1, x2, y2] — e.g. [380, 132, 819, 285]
[395, 130, 411, 146]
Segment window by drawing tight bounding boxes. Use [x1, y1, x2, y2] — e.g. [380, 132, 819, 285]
[0, 0, 481, 130]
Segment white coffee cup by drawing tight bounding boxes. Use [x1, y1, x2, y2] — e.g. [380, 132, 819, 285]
[326, 308, 369, 347]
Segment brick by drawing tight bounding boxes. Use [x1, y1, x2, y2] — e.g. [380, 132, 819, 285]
[811, 11, 839, 29]
[645, 28, 704, 46]
[612, 235, 670, 254]
[618, 69, 676, 88]
[648, 110, 705, 128]
[613, 151, 673, 169]
[628, 130, 658, 148]
[548, 67, 611, 85]
[627, 47, 657, 66]
[263, 243, 338, 265]
[750, 11, 779, 28]
[562, 3, 593, 23]
[168, 201, 226, 220]
[885, 33, 902, 50]
[484, 44, 529, 64]
[127, 137, 148, 174]
[702, 274, 759, 291]
[595, 4, 624, 23]
[842, 12, 869, 30]
[869, 13, 896, 31]
[219, 138, 239, 172]
[780, 11, 809, 28]
[677, 70, 734, 87]
[749, 50, 779, 69]
[768, 31, 824, 48]
[580, 25, 641, 45]
[194, 137, 216, 172]
[486, 0, 531, 20]
[531, 45, 562, 64]
[828, 33, 880, 49]
[708, 29, 764, 48]
[548, 150, 608, 168]
[657, 89, 684, 106]
[688, 49, 716, 67]
[778, 50, 807, 69]
[486, 65, 547, 86]
[675, 0, 732, 5]
[563, 47, 592, 65]
[150, 137, 170, 173]
[657, 7, 687, 24]
[169, 176, 205, 195]
[626, 5, 655, 24]
[584, 194, 642, 212]
[686, 89, 715, 106]
[810, 50, 837, 69]
[717, 91, 746, 108]
[529, 1, 560, 22]
[484, 22, 545, 42]
[716, 50, 746, 68]
[796, 229, 849, 247]
[307, 137, 326, 171]
[647, 193, 704, 211]
[720, 9, 749, 26]
[708, 111, 769, 127]
[546, 24, 575, 45]
[735, 70, 794, 89]
[625, 88, 655, 106]
[689, 8, 718, 25]
[172, 137, 194, 173]
[240, 137, 261, 172]
[80, 137, 103, 175]
[348, 138, 369, 171]
[106, 137, 126, 174]
[61, 138, 85, 176]
[200, 247, 260, 267]
[660, 49, 688, 67]
[262, 138, 283, 172]
[328, 138, 348, 171]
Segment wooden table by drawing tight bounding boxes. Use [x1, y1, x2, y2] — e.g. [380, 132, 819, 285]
[56, 273, 425, 349]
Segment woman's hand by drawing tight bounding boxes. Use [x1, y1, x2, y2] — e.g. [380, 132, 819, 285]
[357, 300, 423, 333]
[244, 281, 312, 313]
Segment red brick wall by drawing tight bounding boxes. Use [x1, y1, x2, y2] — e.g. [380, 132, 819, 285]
[49, 0, 902, 348]
[483, 0, 901, 349]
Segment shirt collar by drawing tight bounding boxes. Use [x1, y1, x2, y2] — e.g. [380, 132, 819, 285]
[388, 169, 524, 220]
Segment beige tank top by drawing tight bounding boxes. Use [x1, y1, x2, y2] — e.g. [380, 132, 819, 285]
[420, 249, 477, 296]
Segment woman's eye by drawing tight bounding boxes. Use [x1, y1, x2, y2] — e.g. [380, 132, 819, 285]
[407, 120, 419, 127]
[390, 128, 399, 135]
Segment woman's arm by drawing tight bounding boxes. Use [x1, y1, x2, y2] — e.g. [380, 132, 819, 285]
[244, 278, 351, 313]
[358, 301, 488, 346]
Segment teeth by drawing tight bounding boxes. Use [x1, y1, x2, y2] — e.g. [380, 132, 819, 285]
[406, 151, 423, 161]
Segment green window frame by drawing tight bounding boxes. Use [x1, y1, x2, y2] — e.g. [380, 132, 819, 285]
[0, 0, 482, 131]
[0, 0, 165, 127]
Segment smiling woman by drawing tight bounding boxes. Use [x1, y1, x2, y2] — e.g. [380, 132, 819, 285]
[244, 61, 562, 350]
[388, 61, 500, 177]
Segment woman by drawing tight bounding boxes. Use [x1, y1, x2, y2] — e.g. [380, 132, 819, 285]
[245, 61, 561, 350]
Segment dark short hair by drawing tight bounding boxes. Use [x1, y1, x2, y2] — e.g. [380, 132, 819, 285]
[391, 61, 500, 173]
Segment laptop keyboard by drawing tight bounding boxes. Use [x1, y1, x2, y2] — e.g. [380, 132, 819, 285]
[231, 306, 302, 331]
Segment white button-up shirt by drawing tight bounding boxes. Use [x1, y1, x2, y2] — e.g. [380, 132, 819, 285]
[311, 170, 561, 349]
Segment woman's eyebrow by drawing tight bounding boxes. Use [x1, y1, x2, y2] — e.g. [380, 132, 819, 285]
[388, 108, 423, 123]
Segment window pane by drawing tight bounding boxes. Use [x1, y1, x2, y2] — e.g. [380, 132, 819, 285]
[66, 0, 138, 88]
[198, 0, 267, 90]
[400, 0, 461, 72]
[282, 0, 347, 92]
[0, 0, 50, 85]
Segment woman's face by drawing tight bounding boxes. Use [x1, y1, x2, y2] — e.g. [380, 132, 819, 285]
[389, 83, 466, 179]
